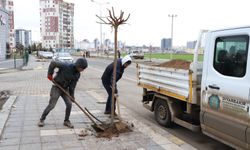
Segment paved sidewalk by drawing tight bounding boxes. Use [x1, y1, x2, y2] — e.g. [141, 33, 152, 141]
[0, 56, 196, 150]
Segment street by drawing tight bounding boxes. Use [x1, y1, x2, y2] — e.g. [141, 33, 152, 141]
[0, 56, 233, 150]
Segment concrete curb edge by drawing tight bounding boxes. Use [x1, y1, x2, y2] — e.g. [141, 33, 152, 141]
[0, 95, 17, 139]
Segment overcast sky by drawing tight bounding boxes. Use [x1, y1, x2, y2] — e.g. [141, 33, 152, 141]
[13, 0, 250, 47]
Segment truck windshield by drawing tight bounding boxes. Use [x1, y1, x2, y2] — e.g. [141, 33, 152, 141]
[214, 35, 249, 77]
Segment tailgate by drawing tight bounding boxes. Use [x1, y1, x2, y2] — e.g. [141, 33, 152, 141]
[137, 64, 196, 103]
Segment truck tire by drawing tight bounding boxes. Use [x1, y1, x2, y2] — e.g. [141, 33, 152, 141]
[154, 99, 172, 127]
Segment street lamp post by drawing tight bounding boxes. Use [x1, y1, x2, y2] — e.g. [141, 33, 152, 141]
[168, 14, 177, 59]
[91, 0, 109, 55]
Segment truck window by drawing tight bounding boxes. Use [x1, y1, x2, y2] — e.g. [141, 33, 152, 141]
[213, 35, 249, 77]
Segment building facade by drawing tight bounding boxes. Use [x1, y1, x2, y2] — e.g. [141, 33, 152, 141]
[0, 0, 6, 8]
[40, 0, 74, 50]
[15, 29, 32, 48]
[0, 6, 9, 61]
[6, 0, 14, 51]
[161, 38, 172, 50]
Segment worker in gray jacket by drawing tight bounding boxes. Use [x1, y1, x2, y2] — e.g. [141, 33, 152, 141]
[38, 58, 88, 128]
[101, 55, 132, 115]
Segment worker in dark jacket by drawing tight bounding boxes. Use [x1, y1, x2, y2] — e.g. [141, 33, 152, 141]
[38, 58, 88, 128]
[102, 55, 132, 115]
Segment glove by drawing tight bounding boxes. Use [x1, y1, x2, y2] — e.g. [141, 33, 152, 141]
[47, 74, 53, 81]
[114, 94, 119, 98]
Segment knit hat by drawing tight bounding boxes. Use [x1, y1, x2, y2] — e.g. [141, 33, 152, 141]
[75, 58, 88, 69]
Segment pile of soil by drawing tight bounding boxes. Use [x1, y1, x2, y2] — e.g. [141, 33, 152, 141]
[155, 59, 191, 70]
[95, 121, 133, 139]
[0, 90, 11, 110]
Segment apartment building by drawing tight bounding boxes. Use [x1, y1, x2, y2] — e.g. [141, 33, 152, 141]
[6, 0, 14, 51]
[15, 29, 32, 48]
[0, 1, 9, 60]
[40, 0, 74, 50]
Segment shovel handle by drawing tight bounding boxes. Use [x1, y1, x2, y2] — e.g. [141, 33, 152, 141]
[51, 80, 98, 126]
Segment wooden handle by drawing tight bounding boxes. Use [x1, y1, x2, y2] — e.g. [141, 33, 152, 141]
[51, 80, 98, 125]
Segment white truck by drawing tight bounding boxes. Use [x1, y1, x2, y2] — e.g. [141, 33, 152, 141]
[137, 26, 250, 149]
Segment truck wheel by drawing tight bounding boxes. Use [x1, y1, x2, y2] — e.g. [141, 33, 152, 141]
[154, 99, 172, 127]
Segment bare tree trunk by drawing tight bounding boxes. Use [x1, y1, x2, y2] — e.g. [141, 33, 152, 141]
[111, 26, 118, 125]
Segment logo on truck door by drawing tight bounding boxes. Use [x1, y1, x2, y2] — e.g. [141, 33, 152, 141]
[208, 94, 249, 113]
[208, 95, 220, 110]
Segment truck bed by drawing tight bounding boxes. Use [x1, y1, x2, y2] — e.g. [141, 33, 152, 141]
[137, 61, 202, 104]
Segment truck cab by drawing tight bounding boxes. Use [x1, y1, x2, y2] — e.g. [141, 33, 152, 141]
[201, 27, 250, 149]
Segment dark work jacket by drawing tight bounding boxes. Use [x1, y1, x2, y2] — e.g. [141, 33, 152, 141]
[101, 59, 124, 91]
[48, 61, 80, 98]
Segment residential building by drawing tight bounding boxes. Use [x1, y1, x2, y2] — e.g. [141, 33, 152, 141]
[15, 29, 32, 48]
[0, 0, 6, 8]
[75, 39, 91, 50]
[187, 40, 197, 49]
[161, 38, 172, 50]
[39, 0, 74, 50]
[0, 5, 9, 60]
[6, 0, 14, 51]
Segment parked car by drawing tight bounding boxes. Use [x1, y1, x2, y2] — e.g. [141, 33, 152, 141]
[129, 50, 144, 59]
[42, 51, 53, 59]
[52, 52, 73, 63]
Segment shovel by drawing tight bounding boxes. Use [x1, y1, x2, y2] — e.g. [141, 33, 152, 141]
[51, 80, 105, 131]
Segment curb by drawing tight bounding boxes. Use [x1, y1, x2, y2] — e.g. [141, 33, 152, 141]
[0, 96, 17, 138]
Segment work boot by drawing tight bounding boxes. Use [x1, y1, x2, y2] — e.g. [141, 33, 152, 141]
[64, 120, 74, 128]
[104, 111, 111, 115]
[37, 119, 45, 127]
[109, 112, 119, 119]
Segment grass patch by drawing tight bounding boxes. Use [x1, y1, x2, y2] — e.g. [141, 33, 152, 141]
[122, 53, 203, 61]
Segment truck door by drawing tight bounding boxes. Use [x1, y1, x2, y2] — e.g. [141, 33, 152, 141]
[201, 31, 250, 148]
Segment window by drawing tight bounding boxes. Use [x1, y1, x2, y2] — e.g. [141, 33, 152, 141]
[214, 35, 249, 77]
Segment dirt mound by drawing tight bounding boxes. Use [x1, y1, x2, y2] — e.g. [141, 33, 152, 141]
[95, 121, 133, 139]
[156, 59, 191, 70]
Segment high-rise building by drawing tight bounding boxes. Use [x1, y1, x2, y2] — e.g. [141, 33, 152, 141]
[161, 38, 172, 50]
[15, 29, 32, 48]
[40, 0, 74, 50]
[6, 0, 14, 51]
[0, 3, 9, 60]
[187, 41, 197, 49]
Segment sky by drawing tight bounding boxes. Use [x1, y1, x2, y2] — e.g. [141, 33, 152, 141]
[13, 0, 250, 47]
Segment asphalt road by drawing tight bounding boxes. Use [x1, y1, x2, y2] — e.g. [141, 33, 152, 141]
[86, 57, 233, 150]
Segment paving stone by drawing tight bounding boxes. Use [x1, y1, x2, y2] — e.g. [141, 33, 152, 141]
[22, 130, 40, 137]
[0, 145, 19, 150]
[0, 138, 20, 146]
[21, 136, 40, 144]
[20, 143, 41, 150]
[42, 142, 63, 150]
[61, 141, 82, 149]
[144, 145, 165, 150]
[41, 135, 60, 143]
[2, 131, 22, 139]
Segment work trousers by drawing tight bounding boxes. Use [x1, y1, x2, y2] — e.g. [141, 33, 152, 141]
[102, 81, 116, 113]
[40, 85, 72, 121]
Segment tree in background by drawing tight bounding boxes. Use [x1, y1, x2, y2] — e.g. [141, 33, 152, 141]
[16, 43, 24, 55]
